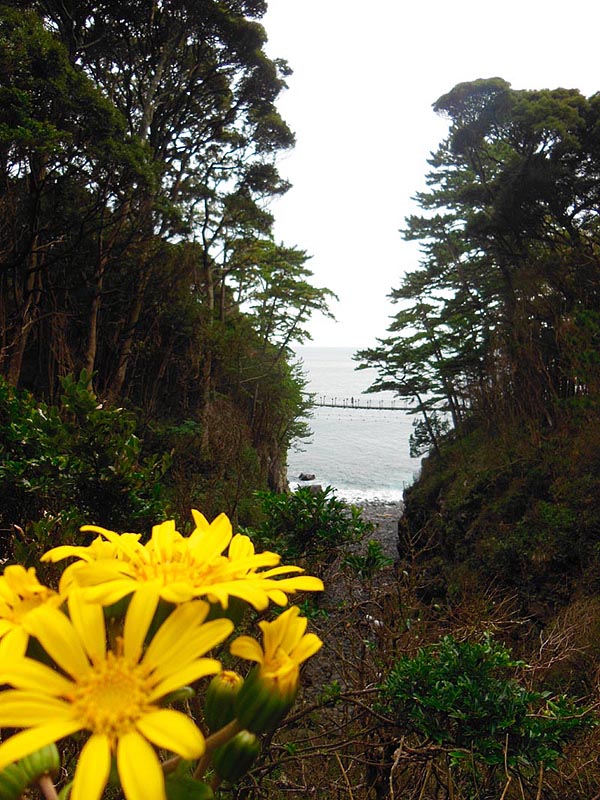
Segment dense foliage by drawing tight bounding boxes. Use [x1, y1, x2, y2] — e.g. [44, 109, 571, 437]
[380, 634, 589, 769]
[357, 78, 600, 609]
[0, 373, 170, 564]
[4, 8, 600, 793]
[357, 78, 600, 453]
[0, 1, 334, 521]
[248, 485, 374, 565]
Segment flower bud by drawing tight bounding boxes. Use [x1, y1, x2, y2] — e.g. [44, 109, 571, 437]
[212, 730, 261, 783]
[0, 763, 29, 800]
[204, 670, 244, 732]
[16, 743, 60, 782]
[161, 685, 195, 705]
[234, 665, 297, 734]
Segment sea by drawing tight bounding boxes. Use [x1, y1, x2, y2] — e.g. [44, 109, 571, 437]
[286, 346, 422, 503]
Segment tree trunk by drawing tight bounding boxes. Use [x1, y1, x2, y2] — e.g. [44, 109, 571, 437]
[105, 270, 150, 402]
[7, 244, 44, 386]
[200, 243, 215, 451]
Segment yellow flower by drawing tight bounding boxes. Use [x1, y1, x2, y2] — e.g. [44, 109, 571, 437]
[231, 605, 323, 697]
[0, 565, 62, 656]
[0, 592, 233, 800]
[41, 511, 323, 617]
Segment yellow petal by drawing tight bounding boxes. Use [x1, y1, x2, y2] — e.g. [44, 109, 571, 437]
[41, 544, 93, 563]
[150, 620, 233, 686]
[123, 585, 159, 663]
[227, 534, 255, 559]
[80, 527, 144, 560]
[79, 524, 121, 538]
[265, 589, 288, 606]
[3, 565, 40, 592]
[81, 580, 136, 606]
[141, 602, 208, 671]
[258, 565, 304, 577]
[230, 635, 264, 664]
[159, 582, 196, 603]
[203, 588, 230, 608]
[229, 553, 282, 572]
[0, 627, 29, 657]
[68, 591, 106, 663]
[291, 633, 323, 665]
[280, 613, 308, 654]
[218, 582, 270, 611]
[149, 658, 221, 702]
[0, 690, 72, 726]
[271, 575, 324, 592]
[148, 625, 232, 685]
[189, 512, 232, 559]
[25, 606, 90, 679]
[260, 607, 298, 656]
[0, 578, 12, 602]
[1, 656, 74, 696]
[150, 520, 177, 561]
[135, 709, 204, 759]
[73, 562, 134, 588]
[190, 509, 210, 530]
[71, 734, 111, 800]
[0, 720, 82, 771]
[117, 731, 165, 800]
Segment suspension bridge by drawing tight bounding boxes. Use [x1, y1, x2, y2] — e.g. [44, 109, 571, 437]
[311, 396, 411, 411]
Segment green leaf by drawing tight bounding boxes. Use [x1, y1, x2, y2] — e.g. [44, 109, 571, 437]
[165, 773, 214, 800]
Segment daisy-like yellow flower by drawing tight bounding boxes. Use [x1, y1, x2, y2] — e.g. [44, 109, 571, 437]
[231, 605, 323, 697]
[0, 592, 233, 800]
[0, 565, 63, 656]
[41, 511, 323, 620]
[230, 606, 323, 734]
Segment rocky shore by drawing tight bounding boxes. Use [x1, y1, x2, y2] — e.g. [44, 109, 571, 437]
[355, 499, 404, 559]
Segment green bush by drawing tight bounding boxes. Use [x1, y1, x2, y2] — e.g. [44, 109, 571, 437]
[248, 486, 373, 565]
[379, 634, 592, 770]
[0, 373, 170, 564]
[342, 539, 393, 578]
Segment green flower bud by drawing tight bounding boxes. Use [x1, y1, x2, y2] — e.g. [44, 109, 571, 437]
[234, 666, 297, 734]
[212, 730, 261, 783]
[161, 685, 195, 705]
[204, 670, 244, 732]
[17, 743, 60, 782]
[0, 763, 29, 800]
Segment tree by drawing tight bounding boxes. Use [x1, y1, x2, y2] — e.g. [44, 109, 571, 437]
[358, 78, 600, 450]
[1, 1, 335, 504]
[0, 5, 152, 389]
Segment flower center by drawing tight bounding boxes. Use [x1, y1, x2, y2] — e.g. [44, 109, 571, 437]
[131, 551, 231, 587]
[72, 651, 154, 740]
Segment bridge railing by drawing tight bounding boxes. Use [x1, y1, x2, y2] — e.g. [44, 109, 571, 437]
[312, 396, 410, 411]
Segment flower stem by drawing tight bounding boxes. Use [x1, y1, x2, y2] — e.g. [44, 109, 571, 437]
[38, 774, 59, 800]
[193, 719, 242, 780]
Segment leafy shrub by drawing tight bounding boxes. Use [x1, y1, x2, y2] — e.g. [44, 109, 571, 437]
[248, 486, 373, 565]
[379, 634, 593, 770]
[0, 373, 170, 563]
[342, 539, 393, 578]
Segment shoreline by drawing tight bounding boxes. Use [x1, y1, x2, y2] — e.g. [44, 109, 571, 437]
[355, 499, 404, 559]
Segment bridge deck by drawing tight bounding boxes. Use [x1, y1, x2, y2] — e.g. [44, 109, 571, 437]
[313, 397, 410, 411]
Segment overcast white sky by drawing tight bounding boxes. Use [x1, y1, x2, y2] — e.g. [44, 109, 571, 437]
[262, 0, 600, 348]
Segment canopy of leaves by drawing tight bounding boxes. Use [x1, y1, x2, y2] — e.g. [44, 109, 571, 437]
[0, 1, 334, 528]
[357, 78, 600, 454]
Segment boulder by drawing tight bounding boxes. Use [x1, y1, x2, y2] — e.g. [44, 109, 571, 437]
[298, 472, 316, 481]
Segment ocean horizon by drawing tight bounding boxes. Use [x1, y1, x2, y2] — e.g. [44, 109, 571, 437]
[287, 346, 421, 503]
